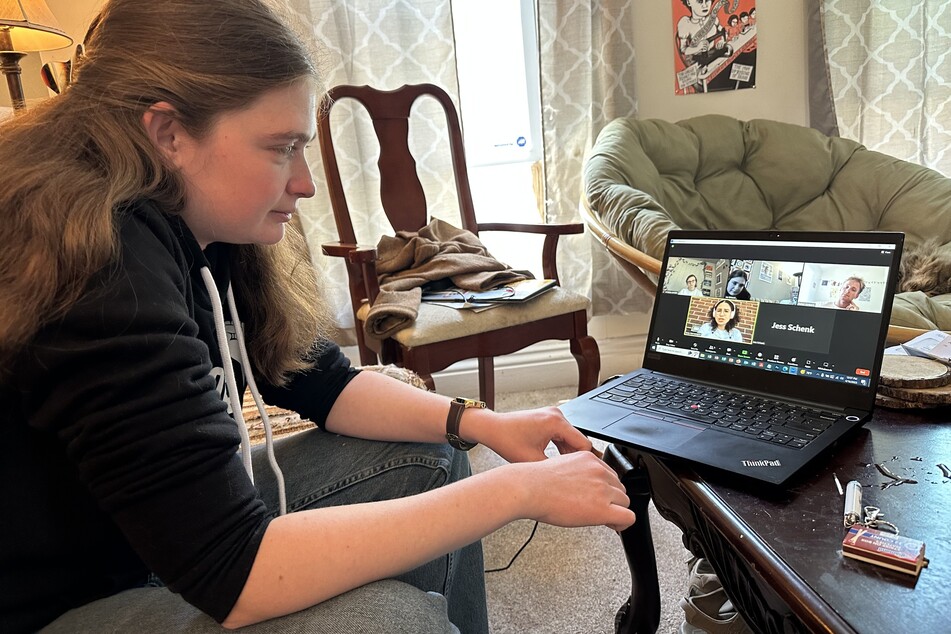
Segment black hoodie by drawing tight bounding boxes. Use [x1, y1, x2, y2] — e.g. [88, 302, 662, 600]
[0, 200, 358, 633]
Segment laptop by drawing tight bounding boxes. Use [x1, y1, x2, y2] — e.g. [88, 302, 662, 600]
[562, 230, 904, 485]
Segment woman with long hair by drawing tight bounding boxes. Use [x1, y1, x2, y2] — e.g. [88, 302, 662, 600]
[0, 2, 633, 632]
[725, 269, 752, 300]
[698, 299, 744, 341]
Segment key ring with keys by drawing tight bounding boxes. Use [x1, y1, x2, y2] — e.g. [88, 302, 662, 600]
[863, 506, 899, 534]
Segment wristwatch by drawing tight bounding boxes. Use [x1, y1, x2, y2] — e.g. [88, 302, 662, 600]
[446, 397, 485, 451]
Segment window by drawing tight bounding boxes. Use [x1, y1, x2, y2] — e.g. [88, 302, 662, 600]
[452, 0, 545, 276]
[452, 0, 541, 167]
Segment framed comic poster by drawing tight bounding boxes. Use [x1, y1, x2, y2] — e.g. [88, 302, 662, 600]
[673, 0, 757, 96]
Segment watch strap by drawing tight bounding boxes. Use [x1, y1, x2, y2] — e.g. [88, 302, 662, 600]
[446, 397, 485, 451]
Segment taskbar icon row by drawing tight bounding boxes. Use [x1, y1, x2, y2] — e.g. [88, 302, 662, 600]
[696, 352, 870, 387]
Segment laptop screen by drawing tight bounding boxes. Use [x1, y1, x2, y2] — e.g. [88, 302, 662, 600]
[643, 231, 904, 413]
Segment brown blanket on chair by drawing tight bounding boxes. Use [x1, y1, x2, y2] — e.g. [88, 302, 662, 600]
[364, 218, 529, 339]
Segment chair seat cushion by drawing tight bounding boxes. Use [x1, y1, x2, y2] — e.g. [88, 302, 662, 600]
[356, 286, 589, 347]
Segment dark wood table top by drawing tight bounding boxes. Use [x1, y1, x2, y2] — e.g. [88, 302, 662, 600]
[654, 406, 951, 633]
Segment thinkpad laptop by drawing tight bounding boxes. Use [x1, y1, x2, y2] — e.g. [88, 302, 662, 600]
[562, 230, 904, 485]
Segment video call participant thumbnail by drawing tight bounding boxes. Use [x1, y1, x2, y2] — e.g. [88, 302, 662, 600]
[679, 274, 704, 296]
[725, 269, 751, 301]
[697, 299, 744, 342]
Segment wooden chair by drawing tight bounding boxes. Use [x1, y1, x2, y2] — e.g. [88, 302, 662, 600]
[317, 83, 600, 408]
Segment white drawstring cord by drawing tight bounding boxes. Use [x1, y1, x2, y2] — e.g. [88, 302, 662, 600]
[226, 285, 287, 516]
[200, 267, 254, 481]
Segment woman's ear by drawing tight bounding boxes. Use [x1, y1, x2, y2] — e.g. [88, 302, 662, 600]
[142, 102, 186, 165]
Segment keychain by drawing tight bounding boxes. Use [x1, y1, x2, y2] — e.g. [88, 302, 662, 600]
[842, 480, 900, 534]
[840, 481, 927, 578]
[862, 506, 899, 534]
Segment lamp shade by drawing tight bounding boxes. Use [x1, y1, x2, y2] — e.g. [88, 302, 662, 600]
[0, 0, 72, 52]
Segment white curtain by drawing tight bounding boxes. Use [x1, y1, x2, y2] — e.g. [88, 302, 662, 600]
[536, 1, 650, 316]
[295, 1, 646, 343]
[818, 0, 951, 176]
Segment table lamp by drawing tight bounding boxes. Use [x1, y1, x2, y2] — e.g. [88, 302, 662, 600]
[0, 0, 72, 110]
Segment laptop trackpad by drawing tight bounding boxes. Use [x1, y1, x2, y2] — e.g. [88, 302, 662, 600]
[605, 412, 705, 449]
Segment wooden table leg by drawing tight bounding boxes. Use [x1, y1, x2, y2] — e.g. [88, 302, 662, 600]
[604, 444, 660, 634]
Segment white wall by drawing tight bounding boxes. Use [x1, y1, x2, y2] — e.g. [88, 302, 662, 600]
[632, 1, 809, 126]
[42, 0, 101, 49]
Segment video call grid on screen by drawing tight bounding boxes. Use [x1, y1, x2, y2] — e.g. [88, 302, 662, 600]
[653, 237, 899, 388]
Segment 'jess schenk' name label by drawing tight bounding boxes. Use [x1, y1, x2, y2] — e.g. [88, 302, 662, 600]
[771, 322, 815, 333]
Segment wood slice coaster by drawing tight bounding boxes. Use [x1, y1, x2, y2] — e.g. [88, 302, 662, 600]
[878, 355, 951, 388]
[877, 381, 951, 405]
[875, 392, 938, 410]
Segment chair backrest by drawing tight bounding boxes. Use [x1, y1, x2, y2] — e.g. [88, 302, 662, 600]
[583, 113, 951, 262]
[317, 83, 480, 245]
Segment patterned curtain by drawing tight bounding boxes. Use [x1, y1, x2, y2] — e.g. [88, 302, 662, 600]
[291, 0, 462, 341]
[817, 0, 951, 175]
[806, 0, 839, 136]
[536, 1, 651, 316]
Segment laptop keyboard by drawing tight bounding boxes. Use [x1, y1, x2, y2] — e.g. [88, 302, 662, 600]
[595, 374, 841, 449]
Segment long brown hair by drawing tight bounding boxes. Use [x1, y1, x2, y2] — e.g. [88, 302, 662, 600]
[0, 0, 331, 384]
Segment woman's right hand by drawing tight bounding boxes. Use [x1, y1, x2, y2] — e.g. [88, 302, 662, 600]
[509, 451, 635, 532]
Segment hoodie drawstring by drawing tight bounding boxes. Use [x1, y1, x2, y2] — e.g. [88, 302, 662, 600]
[200, 266, 288, 515]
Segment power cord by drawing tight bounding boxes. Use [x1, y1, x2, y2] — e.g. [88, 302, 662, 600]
[484, 520, 539, 573]
[485, 376, 621, 574]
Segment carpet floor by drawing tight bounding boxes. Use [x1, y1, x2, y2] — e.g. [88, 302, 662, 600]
[476, 386, 689, 634]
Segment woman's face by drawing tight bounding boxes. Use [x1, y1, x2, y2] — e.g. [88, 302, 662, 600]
[687, 0, 713, 18]
[726, 275, 746, 297]
[169, 79, 317, 248]
[713, 302, 733, 328]
[686, 276, 697, 290]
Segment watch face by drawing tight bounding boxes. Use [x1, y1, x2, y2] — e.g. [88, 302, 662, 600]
[454, 397, 486, 409]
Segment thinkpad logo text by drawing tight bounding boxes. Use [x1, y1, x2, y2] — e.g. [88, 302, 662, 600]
[741, 459, 782, 467]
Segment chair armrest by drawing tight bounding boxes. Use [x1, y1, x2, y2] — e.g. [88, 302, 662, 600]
[476, 223, 584, 283]
[321, 241, 382, 303]
[478, 222, 584, 236]
[321, 241, 378, 263]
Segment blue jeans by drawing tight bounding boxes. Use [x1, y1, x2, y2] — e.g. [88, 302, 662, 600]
[42, 429, 488, 633]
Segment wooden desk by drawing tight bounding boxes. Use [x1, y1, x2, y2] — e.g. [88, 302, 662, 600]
[606, 407, 951, 634]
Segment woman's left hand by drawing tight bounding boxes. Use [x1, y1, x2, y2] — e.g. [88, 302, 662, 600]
[473, 406, 594, 463]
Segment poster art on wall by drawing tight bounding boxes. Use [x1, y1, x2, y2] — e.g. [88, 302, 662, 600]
[673, 0, 757, 96]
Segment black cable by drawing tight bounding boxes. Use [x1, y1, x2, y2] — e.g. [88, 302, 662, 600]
[484, 520, 539, 573]
[484, 372, 618, 575]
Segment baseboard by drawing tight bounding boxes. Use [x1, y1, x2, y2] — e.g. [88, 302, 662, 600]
[341, 313, 651, 398]
[430, 333, 647, 397]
